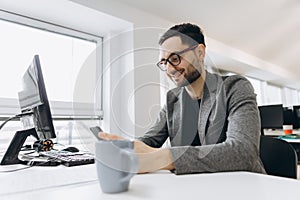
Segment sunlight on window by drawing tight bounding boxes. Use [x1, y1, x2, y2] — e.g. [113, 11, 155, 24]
[266, 84, 282, 105]
[284, 88, 299, 107]
[0, 19, 96, 102]
[246, 77, 263, 106]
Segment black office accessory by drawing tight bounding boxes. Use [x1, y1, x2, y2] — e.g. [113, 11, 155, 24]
[89, 126, 103, 140]
[18, 55, 56, 140]
[293, 105, 300, 129]
[258, 104, 283, 135]
[26, 159, 61, 167]
[260, 135, 297, 179]
[62, 146, 79, 153]
[33, 139, 54, 151]
[1, 128, 39, 165]
[1, 55, 56, 165]
[39, 151, 94, 167]
[283, 107, 295, 126]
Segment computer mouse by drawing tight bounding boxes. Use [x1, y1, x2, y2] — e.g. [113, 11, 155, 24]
[62, 146, 79, 153]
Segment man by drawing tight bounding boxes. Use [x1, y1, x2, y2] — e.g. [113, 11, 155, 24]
[100, 23, 266, 175]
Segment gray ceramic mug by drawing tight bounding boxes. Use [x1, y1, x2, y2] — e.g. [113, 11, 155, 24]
[95, 140, 138, 193]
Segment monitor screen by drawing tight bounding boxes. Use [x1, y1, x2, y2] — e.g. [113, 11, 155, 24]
[258, 104, 283, 129]
[18, 55, 56, 140]
[293, 105, 300, 129]
[283, 107, 295, 126]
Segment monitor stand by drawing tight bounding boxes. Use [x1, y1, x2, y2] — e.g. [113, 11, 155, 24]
[0, 128, 38, 165]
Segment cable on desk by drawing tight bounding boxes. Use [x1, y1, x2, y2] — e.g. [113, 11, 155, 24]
[0, 165, 33, 173]
[0, 111, 34, 131]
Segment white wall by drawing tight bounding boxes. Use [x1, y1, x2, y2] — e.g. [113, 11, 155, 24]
[70, 0, 174, 137]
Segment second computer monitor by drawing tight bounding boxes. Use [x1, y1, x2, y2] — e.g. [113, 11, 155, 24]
[258, 104, 283, 129]
[293, 106, 300, 129]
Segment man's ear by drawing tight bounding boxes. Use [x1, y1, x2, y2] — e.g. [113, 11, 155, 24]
[197, 44, 206, 60]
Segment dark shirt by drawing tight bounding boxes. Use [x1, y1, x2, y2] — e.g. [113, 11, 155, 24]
[180, 90, 201, 146]
[190, 99, 201, 146]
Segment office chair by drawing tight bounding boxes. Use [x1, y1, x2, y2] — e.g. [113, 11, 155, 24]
[259, 135, 298, 179]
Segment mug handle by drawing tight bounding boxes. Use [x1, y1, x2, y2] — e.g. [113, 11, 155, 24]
[120, 149, 138, 183]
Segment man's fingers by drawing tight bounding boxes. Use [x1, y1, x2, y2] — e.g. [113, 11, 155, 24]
[98, 132, 124, 140]
[97, 132, 106, 140]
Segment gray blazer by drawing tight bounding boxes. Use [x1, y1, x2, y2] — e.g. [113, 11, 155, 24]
[139, 71, 266, 175]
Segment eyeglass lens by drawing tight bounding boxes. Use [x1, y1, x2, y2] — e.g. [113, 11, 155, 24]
[158, 54, 181, 70]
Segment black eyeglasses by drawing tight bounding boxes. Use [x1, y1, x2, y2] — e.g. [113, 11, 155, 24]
[156, 45, 198, 71]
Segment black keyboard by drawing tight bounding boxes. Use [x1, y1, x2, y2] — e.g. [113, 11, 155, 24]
[39, 150, 95, 167]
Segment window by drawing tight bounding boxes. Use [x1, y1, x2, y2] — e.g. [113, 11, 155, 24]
[282, 88, 298, 107]
[246, 77, 263, 106]
[265, 84, 283, 105]
[291, 88, 299, 106]
[0, 13, 103, 118]
[0, 10, 104, 151]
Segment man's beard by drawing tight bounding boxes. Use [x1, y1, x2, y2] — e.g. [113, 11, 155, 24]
[176, 66, 201, 87]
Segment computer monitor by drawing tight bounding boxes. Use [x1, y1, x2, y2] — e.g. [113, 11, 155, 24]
[283, 107, 295, 126]
[18, 55, 56, 140]
[293, 105, 300, 129]
[258, 104, 283, 129]
[1, 55, 56, 165]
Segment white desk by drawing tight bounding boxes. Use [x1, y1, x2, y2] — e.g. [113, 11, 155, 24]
[1, 164, 300, 200]
[264, 129, 300, 143]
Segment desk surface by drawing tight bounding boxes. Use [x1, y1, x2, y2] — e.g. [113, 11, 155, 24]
[1, 164, 300, 200]
[264, 130, 300, 143]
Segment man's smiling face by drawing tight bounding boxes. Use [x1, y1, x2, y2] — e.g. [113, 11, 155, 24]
[159, 36, 204, 87]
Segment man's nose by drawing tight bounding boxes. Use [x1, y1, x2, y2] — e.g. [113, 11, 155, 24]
[166, 63, 178, 75]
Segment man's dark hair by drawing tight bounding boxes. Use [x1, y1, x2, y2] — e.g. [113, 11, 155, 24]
[159, 23, 205, 47]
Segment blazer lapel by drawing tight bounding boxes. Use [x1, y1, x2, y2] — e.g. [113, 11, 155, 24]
[198, 71, 218, 145]
[171, 89, 184, 146]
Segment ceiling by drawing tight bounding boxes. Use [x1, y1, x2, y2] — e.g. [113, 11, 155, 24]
[113, 0, 300, 89]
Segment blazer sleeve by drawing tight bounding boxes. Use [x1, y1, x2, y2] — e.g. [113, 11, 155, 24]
[169, 76, 265, 174]
[138, 105, 169, 148]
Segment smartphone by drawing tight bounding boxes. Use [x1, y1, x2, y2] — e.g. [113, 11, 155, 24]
[89, 126, 103, 140]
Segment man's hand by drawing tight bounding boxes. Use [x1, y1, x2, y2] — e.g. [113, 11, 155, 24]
[98, 132, 125, 140]
[98, 132, 174, 173]
[134, 140, 175, 173]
